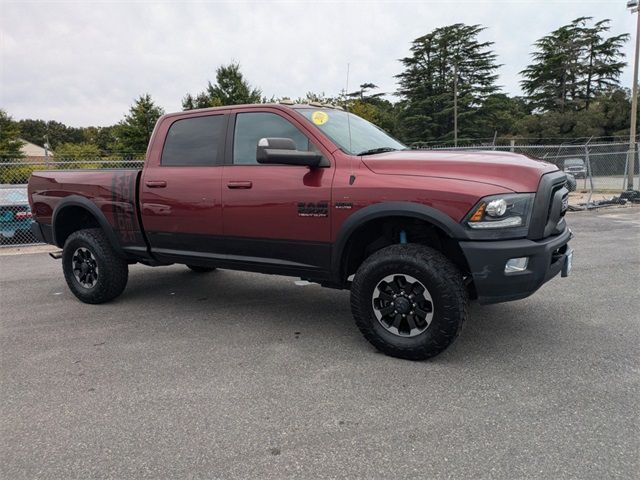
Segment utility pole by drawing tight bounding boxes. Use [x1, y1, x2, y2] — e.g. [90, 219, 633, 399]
[627, 1, 639, 190]
[453, 61, 458, 148]
[43, 134, 50, 168]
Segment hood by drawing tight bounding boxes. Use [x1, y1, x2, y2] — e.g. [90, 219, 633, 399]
[361, 150, 558, 192]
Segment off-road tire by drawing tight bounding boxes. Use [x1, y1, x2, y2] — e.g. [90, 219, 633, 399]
[186, 265, 216, 273]
[62, 228, 128, 304]
[351, 243, 468, 360]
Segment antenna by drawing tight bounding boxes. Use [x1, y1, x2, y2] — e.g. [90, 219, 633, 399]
[345, 63, 353, 154]
[345, 63, 355, 185]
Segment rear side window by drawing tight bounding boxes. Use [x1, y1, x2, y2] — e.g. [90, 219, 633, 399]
[233, 112, 311, 165]
[161, 115, 226, 166]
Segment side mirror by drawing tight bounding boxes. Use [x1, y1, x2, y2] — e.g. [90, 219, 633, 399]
[256, 138, 327, 167]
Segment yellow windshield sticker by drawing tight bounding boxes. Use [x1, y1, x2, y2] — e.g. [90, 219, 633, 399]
[311, 111, 329, 125]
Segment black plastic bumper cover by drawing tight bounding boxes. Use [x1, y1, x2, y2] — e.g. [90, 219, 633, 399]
[460, 226, 572, 305]
[31, 222, 54, 244]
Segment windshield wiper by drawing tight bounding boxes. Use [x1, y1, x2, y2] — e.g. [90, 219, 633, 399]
[356, 147, 399, 156]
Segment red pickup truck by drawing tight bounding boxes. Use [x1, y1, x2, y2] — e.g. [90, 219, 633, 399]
[28, 103, 573, 360]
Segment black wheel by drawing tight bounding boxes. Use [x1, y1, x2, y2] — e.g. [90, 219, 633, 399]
[351, 244, 468, 360]
[62, 228, 128, 304]
[186, 265, 216, 273]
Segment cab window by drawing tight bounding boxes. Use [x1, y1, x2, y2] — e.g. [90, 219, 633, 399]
[161, 115, 226, 166]
[233, 112, 311, 165]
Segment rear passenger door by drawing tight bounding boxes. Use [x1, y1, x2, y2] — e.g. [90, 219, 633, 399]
[140, 112, 228, 258]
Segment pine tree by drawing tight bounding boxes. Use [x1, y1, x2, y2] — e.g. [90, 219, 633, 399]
[396, 24, 500, 143]
[347, 83, 384, 101]
[112, 94, 165, 156]
[579, 19, 629, 109]
[520, 17, 628, 113]
[182, 62, 262, 110]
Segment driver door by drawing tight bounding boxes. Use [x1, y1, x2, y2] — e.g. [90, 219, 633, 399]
[221, 109, 334, 271]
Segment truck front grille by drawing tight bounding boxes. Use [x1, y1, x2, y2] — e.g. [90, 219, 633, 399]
[528, 171, 569, 240]
[543, 180, 568, 237]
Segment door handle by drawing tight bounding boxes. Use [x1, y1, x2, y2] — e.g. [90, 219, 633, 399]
[145, 180, 167, 188]
[227, 181, 252, 189]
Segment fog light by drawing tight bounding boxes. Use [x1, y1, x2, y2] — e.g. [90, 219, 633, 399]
[505, 257, 529, 273]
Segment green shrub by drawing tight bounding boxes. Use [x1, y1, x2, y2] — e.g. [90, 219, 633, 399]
[0, 164, 47, 184]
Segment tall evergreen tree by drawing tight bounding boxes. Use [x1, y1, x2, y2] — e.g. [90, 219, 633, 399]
[579, 19, 629, 109]
[521, 20, 583, 113]
[112, 94, 165, 155]
[182, 62, 262, 110]
[0, 110, 25, 158]
[521, 17, 628, 112]
[396, 24, 500, 143]
[347, 83, 385, 101]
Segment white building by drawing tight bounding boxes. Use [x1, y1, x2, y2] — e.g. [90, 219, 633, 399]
[19, 139, 53, 163]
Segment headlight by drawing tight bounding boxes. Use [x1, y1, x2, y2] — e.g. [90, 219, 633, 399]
[486, 199, 507, 217]
[465, 193, 534, 237]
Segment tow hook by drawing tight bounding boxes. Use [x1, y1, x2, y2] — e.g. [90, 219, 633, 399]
[49, 250, 63, 260]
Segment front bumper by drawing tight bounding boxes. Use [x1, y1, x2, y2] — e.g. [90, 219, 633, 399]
[460, 226, 573, 304]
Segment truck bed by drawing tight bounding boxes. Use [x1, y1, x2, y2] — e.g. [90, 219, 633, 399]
[28, 169, 147, 251]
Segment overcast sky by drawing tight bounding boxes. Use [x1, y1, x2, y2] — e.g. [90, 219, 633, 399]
[1, 0, 636, 128]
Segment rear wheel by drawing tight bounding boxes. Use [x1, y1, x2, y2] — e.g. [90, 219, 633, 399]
[62, 228, 128, 304]
[350, 244, 467, 360]
[186, 265, 216, 273]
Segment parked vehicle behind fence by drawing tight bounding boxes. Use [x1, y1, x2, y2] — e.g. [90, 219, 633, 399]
[0, 187, 34, 244]
[563, 158, 587, 179]
[27, 103, 573, 360]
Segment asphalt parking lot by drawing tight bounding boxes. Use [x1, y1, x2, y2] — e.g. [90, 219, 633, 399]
[1, 209, 639, 479]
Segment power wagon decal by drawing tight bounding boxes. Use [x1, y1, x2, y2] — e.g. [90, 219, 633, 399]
[297, 201, 329, 217]
[111, 171, 143, 246]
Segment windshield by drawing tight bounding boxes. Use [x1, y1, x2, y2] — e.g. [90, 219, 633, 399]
[296, 108, 405, 155]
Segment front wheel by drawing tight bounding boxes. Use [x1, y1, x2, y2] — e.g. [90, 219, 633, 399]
[350, 244, 468, 360]
[62, 228, 128, 304]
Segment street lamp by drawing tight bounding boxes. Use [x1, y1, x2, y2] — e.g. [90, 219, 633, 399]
[626, 0, 639, 190]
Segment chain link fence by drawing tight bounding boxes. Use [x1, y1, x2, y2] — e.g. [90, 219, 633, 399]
[0, 142, 638, 247]
[414, 140, 640, 192]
